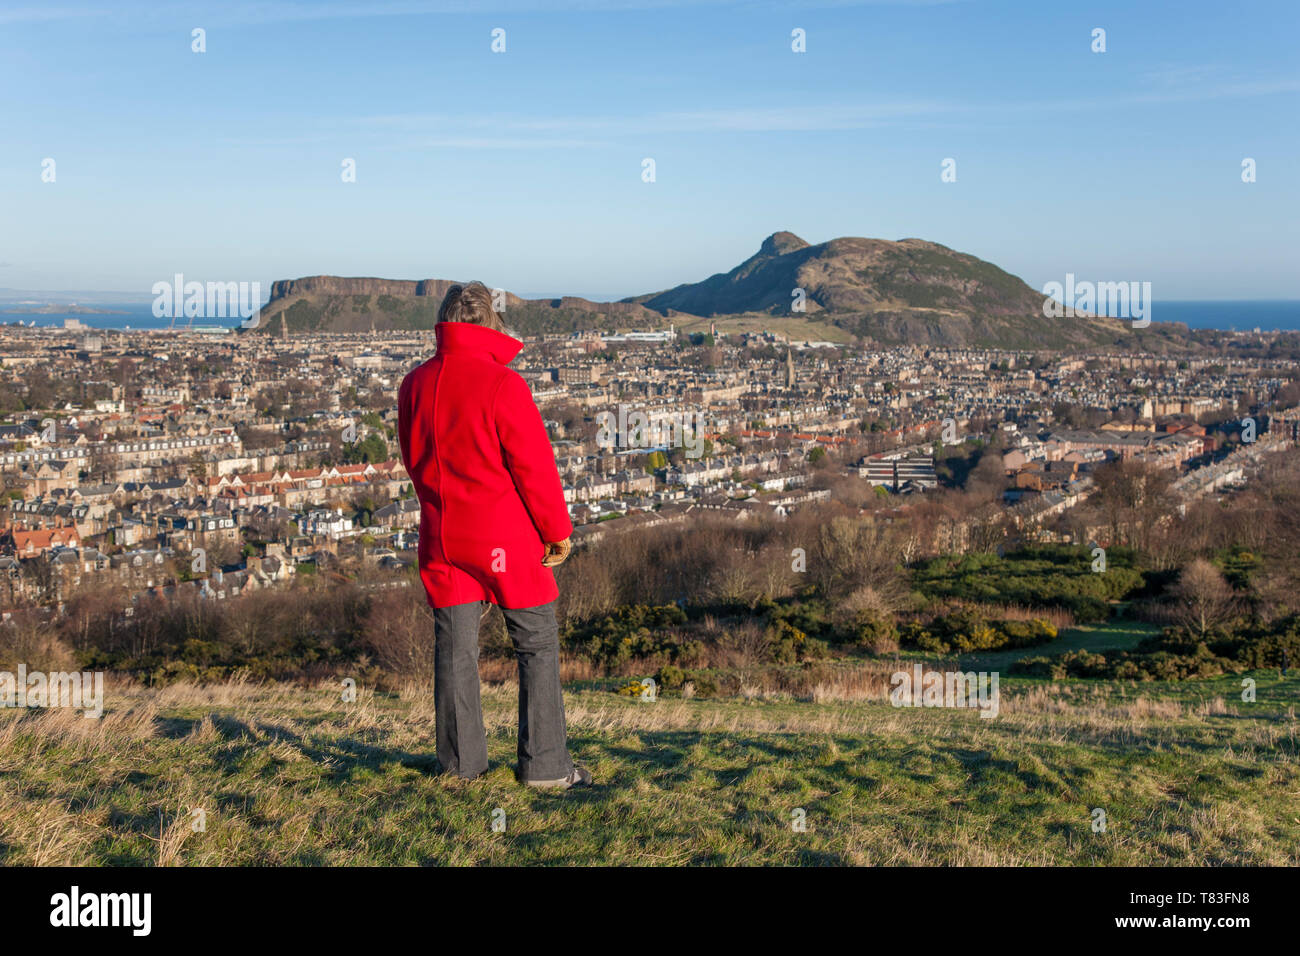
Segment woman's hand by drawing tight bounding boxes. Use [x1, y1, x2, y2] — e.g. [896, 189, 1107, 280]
[541, 537, 572, 568]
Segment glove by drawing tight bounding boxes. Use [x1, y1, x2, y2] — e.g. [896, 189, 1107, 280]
[541, 537, 572, 568]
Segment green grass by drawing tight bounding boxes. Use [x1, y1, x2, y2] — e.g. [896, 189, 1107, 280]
[0, 670, 1297, 866]
[672, 311, 854, 344]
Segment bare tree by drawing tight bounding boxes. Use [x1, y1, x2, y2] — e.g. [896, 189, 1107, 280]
[1170, 558, 1235, 639]
[1092, 457, 1174, 550]
[812, 515, 906, 603]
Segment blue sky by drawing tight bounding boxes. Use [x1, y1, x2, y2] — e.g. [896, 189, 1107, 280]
[2, 0, 1297, 300]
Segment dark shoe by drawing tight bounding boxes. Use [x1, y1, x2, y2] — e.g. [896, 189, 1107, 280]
[524, 766, 593, 790]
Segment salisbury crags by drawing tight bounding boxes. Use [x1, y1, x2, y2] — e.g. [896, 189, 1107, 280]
[252, 276, 662, 337]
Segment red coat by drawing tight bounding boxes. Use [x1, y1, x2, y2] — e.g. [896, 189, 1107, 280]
[398, 322, 573, 609]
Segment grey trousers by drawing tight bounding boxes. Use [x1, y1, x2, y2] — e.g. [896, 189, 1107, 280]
[432, 599, 574, 782]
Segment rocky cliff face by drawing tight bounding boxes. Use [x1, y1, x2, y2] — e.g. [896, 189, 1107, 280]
[252, 276, 658, 336]
[268, 277, 454, 300]
[266, 276, 530, 307]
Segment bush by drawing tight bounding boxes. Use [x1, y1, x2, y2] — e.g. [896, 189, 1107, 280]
[847, 614, 899, 654]
[683, 670, 719, 698]
[63, 581, 375, 684]
[1006, 619, 1300, 680]
[900, 612, 1057, 656]
[803, 636, 831, 660]
[615, 678, 652, 697]
[655, 664, 685, 690]
[672, 640, 707, 668]
[562, 604, 688, 667]
[765, 620, 827, 663]
[910, 545, 1143, 623]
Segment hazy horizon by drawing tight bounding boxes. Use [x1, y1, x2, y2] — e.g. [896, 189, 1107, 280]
[4, 288, 1300, 308]
[4, 295, 1300, 334]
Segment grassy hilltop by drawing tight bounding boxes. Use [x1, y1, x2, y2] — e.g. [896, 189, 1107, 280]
[1, 653, 1296, 866]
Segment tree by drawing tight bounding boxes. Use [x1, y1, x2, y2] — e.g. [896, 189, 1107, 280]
[1170, 558, 1235, 640]
[344, 432, 388, 464]
[1091, 458, 1173, 552]
[812, 515, 906, 603]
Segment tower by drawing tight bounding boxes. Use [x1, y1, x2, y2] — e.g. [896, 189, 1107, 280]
[785, 349, 795, 388]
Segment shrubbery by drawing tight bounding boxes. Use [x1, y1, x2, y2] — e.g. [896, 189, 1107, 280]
[846, 614, 899, 654]
[655, 664, 685, 690]
[65, 581, 377, 684]
[615, 677, 653, 697]
[1012, 615, 1300, 680]
[900, 611, 1058, 655]
[766, 619, 829, 663]
[561, 604, 689, 667]
[911, 545, 1142, 623]
[763, 599, 838, 643]
[650, 663, 719, 698]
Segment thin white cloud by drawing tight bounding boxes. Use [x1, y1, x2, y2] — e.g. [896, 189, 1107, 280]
[1137, 64, 1222, 89]
[356, 101, 947, 138]
[218, 68, 1298, 151]
[0, 5, 102, 24]
[408, 136, 608, 149]
[337, 76, 1298, 148]
[969, 77, 1300, 116]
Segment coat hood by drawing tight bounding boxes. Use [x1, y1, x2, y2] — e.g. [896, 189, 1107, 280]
[434, 321, 523, 365]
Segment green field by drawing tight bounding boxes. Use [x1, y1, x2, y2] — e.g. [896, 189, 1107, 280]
[1, 664, 1296, 866]
[672, 310, 855, 344]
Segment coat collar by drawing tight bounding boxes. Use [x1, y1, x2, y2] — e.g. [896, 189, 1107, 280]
[434, 321, 523, 365]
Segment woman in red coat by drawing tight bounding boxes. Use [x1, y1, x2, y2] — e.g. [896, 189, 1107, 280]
[398, 282, 591, 788]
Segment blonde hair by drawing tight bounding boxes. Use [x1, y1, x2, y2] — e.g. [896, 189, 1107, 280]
[437, 281, 506, 332]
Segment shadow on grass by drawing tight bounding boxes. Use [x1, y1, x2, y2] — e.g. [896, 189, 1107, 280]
[190, 714, 442, 783]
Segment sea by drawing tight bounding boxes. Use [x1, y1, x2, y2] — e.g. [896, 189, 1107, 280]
[2, 300, 1299, 333]
[0, 302, 230, 332]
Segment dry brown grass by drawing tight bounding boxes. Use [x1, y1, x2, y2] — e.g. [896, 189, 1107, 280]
[0, 670, 1295, 866]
